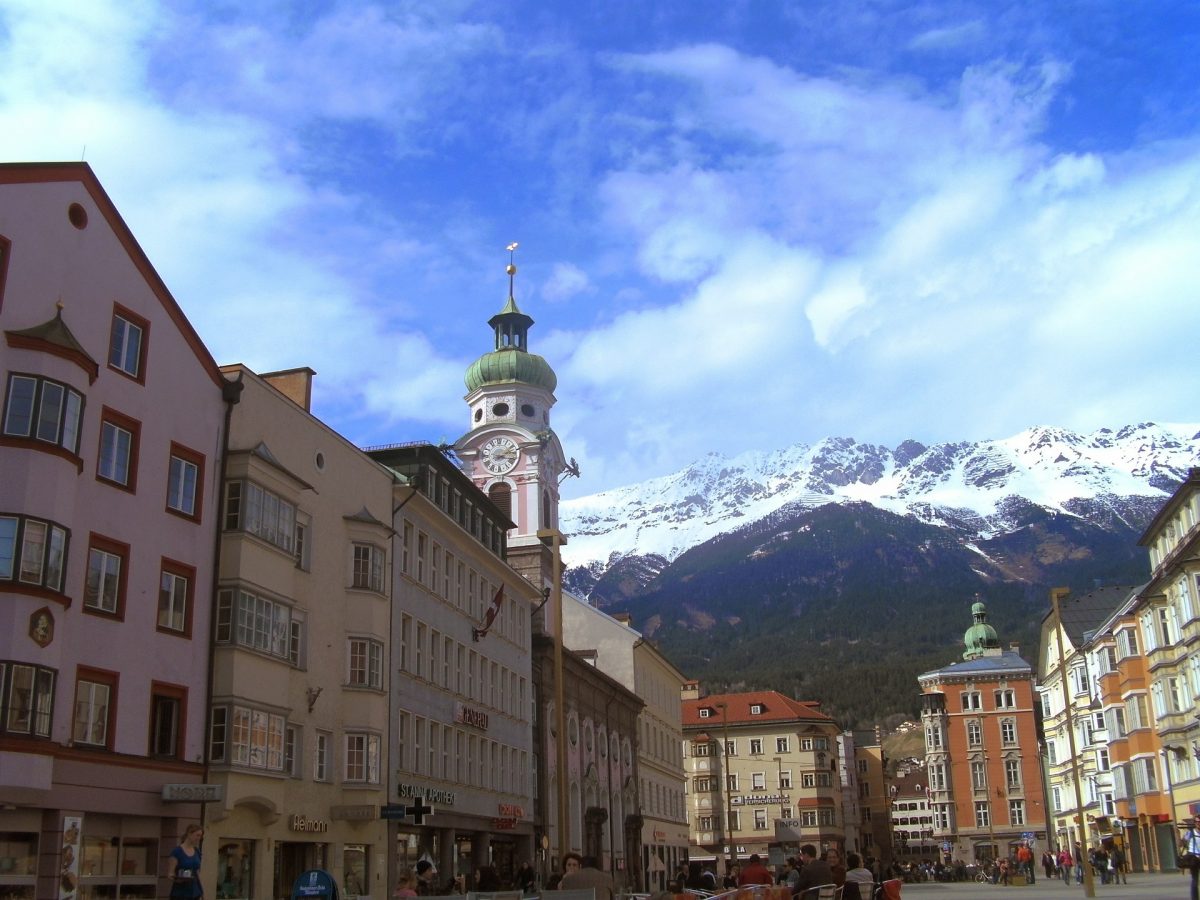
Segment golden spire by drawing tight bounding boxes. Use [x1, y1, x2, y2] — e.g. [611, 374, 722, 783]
[506, 241, 519, 298]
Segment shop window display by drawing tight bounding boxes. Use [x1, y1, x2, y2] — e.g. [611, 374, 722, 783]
[0, 831, 38, 898]
[216, 840, 253, 899]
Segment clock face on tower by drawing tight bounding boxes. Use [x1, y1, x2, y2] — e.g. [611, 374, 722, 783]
[481, 436, 520, 475]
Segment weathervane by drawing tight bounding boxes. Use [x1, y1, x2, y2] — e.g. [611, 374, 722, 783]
[506, 241, 519, 298]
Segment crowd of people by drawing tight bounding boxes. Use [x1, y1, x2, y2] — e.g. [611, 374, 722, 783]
[671, 847, 888, 900]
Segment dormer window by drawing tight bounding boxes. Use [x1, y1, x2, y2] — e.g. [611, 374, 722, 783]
[750, 704, 764, 715]
[699, 708, 711, 718]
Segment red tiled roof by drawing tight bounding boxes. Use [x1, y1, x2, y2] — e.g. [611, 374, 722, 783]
[681, 690, 835, 727]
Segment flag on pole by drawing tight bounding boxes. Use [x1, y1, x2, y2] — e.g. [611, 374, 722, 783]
[472, 585, 505, 641]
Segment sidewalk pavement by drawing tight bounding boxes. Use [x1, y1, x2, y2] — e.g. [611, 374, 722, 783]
[900, 872, 1190, 899]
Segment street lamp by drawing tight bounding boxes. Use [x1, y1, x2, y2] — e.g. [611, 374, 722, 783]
[716, 701, 735, 874]
[773, 756, 787, 823]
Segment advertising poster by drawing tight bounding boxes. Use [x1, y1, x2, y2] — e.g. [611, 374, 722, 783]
[59, 815, 82, 900]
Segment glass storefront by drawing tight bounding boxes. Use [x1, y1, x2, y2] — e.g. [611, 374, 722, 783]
[0, 831, 38, 899]
[342, 845, 369, 898]
[216, 839, 255, 899]
[77, 818, 158, 899]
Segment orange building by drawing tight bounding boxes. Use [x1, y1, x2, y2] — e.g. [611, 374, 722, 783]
[919, 601, 1049, 863]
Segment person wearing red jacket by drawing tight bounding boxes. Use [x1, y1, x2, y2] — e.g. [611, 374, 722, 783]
[738, 854, 775, 886]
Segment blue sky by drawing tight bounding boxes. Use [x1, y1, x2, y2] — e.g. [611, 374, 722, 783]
[2, 1, 1198, 497]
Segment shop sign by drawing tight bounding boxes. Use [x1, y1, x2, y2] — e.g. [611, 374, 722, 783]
[398, 783, 456, 805]
[290, 815, 330, 833]
[498, 803, 525, 818]
[732, 793, 787, 806]
[653, 831, 667, 841]
[774, 820, 804, 842]
[162, 783, 224, 803]
[331, 805, 377, 821]
[455, 702, 490, 731]
[492, 818, 518, 830]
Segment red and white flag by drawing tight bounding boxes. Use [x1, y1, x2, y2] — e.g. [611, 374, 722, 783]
[472, 585, 505, 641]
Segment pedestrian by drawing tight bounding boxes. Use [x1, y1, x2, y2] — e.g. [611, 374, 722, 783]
[737, 854, 774, 887]
[793, 844, 834, 897]
[169, 824, 204, 900]
[1182, 818, 1200, 900]
[1111, 844, 1127, 885]
[824, 849, 846, 888]
[1058, 847, 1072, 884]
[561, 854, 614, 900]
[395, 870, 419, 898]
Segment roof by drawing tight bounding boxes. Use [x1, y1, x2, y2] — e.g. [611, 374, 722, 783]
[918, 649, 1032, 682]
[682, 690, 834, 728]
[0, 162, 225, 389]
[1041, 584, 1140, 647]
[891, 770, 929, 799]
[1138, 467, 1200, 545]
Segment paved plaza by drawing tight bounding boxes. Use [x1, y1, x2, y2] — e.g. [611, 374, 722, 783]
[901, 872, 1193, 899]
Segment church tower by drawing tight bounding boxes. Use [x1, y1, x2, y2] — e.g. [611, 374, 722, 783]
[455, 246, 569, 591]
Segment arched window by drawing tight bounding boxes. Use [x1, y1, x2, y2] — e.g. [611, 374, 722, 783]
[489, 482, 512, 520]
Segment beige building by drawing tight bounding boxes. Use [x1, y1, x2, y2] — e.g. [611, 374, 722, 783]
[561, 600, 688, 889]
[852, 731, 892, 864]
[681, 686, 844, 872]
[205, 365, 396, 900]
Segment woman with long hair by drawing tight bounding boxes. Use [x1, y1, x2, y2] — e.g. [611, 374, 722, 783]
[169, 824, 204, 899]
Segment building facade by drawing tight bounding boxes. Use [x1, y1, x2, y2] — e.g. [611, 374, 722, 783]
[850, 730, 892, 865]
[1, 162, 229, 900]
[560, 602, 688, 889]
[366, 443, 541, 889]
[681, 686, 843, 873]
[919, 601, 1049, 863]
[205, 365, 396, 900]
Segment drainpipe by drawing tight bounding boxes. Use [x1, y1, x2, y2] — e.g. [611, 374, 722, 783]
[202, 373, 243, 825]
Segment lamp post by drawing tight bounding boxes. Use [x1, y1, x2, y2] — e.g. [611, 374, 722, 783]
[1050, 586, 1096, 898]
[717, 701, 735, 875]
[773, 756, 787, 823]
[539, 528, 569, 869]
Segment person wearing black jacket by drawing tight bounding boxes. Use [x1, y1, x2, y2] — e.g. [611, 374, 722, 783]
[793, 845, 834, 897]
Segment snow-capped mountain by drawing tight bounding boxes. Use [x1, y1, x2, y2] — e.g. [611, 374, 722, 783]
[561, 422, 1200, 572]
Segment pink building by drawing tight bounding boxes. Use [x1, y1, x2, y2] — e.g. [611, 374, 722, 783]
[0, 163, 230, 899]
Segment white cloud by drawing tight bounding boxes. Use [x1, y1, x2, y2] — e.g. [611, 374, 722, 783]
[541, 262, 593, 302]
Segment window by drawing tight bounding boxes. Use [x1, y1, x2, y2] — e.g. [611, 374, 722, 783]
[1158, 606, 1178, 646]
[1008, 799, 1025, 825]
[348, 638, 383, 689]
[1117, 628, 1139, 659]
[0, 661, 56, 737]
[352, 542, 385, 592]
[803, 772, 815, 787]
[224, 480, 297, 553]
[285, 725, 301, 777]
[994, 689, 1016, 708]
[83, 534, 128, 616]
[725, 739, 737, 756]
[108, 305, 148, 380]
[698, 815, 712, 832]
[0, 513, 69, 592]
[315, 731, 331, 781]
[928, 763, 946, 791]
[97, 408, 140, 489]
[1005, 759, 1021, 789]
[1040, 692, 1052, 717]
[344, 732, 381, 783]
[158, 560, 195, 635]
[1097, 747, 1110, 771]
[961, 691, 981, 710]
[74, 669, 117, 748]
[967, 720, 982, 747]
[975, 801, 990, 828]
[777, 737, 789, 753]
[694, 742, 710, 757]
[213, 704, 286, 770]
[750, 703, 764, 714]
[726, 773, 738, 791]
[971, 761, 987, 790]
[216, 587, 299, 663]
[3, 373, 83, 455]
[166, 444, 204, 519]
[926, 725, 943, 749]
[1047, 740, 1057, 765]
[780, 769, 792, 789]
[752, 772, 766, 790]
[749, 738, 763, 755]
[149, 683, 185, 758]
[695, 776, 713, 792]
[801, 810, 817, 826]
[816, 772, 832, 787]
[1106, 706, 1127, 739]
[1000, 718, 1017, 745]
[699, 708, 711, 718]
[754, 809, 768, 830]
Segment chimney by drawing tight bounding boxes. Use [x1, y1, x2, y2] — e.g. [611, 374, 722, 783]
[1010, 642, 1020, 655]
[261, 367, 316, 412]
[612, 612, 632, 627]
